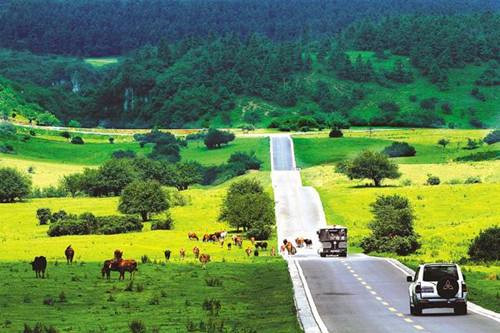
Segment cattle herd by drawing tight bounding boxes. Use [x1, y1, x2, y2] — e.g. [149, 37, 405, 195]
[29, 231, 284, 280]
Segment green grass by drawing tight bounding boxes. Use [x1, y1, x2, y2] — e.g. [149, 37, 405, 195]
[0, 171, 300, 331]
[84, 57, 119, 67]
[293, 129, 498, 167]
[301, 162, 500, 311]
[0, 260, 300, 332]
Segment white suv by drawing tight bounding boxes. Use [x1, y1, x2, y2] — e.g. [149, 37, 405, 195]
[407, 263, 467, 315]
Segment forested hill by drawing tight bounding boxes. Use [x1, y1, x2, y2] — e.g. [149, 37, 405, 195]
[0, 0, 498, 56]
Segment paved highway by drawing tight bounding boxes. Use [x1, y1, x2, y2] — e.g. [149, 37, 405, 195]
[270, 135, 499, 333]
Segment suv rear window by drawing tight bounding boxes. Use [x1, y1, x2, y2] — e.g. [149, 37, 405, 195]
[423, 265, 458, 281]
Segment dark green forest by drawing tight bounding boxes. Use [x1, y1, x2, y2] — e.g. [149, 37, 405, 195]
[0, 0, 498, 129]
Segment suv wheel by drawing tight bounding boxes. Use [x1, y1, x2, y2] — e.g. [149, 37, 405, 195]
[320, 253, 326, 258]
[410, 304, 422, 316]
[454, 304, 467, 315]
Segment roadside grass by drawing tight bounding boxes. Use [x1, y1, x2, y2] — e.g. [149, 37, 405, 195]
[0, 260, 300, 332]
[0, 171, 299, 332]
[301, 163, 500, 311]
[293, 129, 497, 167]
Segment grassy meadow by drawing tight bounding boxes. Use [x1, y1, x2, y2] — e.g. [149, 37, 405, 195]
[0, 171, 302, 332]
[297, 129, 499, 311]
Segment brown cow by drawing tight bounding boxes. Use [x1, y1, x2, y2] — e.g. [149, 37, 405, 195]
[114, 249, 123, 260]
[219, 238, 224, 248]
[199, 254, 210, 268]
[101, 259, 112, 279]
[295, 237, 305, 248]
[245, 247, 252, 257]
[65, 245, 74, 264]
[270, 247, 276, 256]
[188, 232, 199, 241]
[250, 237, 255, 245]
[202, 234, 210, 242]
[179, 248, 186, 259]
[108, 259, 138, 280]
[31, 256, 47, 278]
[193, 246, 200, 259]
[233, 235, 243, 248]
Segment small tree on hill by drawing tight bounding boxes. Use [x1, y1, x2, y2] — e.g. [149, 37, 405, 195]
[169, 161, 204, 190]
[0, 167, 32, 202]
[335, 151, 401, 187]
[437, 138, 450, 149]
[219, 179, 274, 238]
[204, 129, 235, 149]
[118, 180, 168, 221]
[71, 136, 84, 144]
[468, 227, 500, 261]
[36, 208, 52, 225]
[361, 194, 420, 255]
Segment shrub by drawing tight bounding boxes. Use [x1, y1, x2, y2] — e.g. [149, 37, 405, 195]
[228, 151, 262, 170]
[112, 150, 136, 159]
[71, 136, 84, 144]
[129, 320, 147, 333]
[151, 213, 174, 230]
[0, 167, 32, 202]
[68, 120, 81, 128]
[360, 194, 420, 255]
[36, 208, 52, 225]
[30, 185, 68, 198]
[58, 291, 67, 303]
[483, 129, 500, 145]
[204, 128, 235, 149]
[0, 143, 15, 154]
[205, 277, 223, 287]
[29, 130, 36, 136]
[464, 176, 481, 184]
[97, 215, 142, 235]
[141, 255, 150, 264]
[109, 137, 114, 144]
[60, 131, 71, 139]
[329, 128, 343, 138]
[426, 175, 440, 185]
[0, 122, 16, 138]
[419, 97, 438, 110]
[50, 210, 70, 223]
[382, 142, 416, 157]
[202, 298, 221, 316]
[43, 297, 55, 306]
[47, 214, 142, 236]
[437, 138, 450, 149]
[465, 138, 481, 150]
[468, 227, 500, 261]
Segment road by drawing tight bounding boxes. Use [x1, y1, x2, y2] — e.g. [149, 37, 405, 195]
[270, 135, 500, 333]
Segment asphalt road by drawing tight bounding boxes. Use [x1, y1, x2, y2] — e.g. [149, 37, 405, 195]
[270, 135, 500, 333]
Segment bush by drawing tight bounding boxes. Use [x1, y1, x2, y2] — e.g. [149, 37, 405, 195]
[0, 143, 15, 154]
[228, 151, 262, 170]
[0, 122, 17, 138]
[483, 129, 500, 145]
[464, 176, 481, 184]
[204, 128, 235, 149]
[112, 150, 137, 159]
[360, 194, 420, 255]
[419, 97, 438, 110]
[246, 224, 272, 240]
[50, 210, 70, 223]
[60, 131, 71, 139]
[465, 138, 482, 150]
[30, 185, 68, 198]
[382, 142, 416, 157]
[129, 320, 147, 333]
[36, 208, 51, 225]
[151, 213, 174, 230]
[426, 175, 440, 185]
[0, 167, 32, 202]
[47, 214, 142, 236]
[329, 128, 343, 138]
[441, 102, 452, 114]
[71, 136, 84, 144]
[468, 227, 500, 261]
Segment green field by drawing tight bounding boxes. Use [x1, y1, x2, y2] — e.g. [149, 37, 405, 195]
[294, 129, 497, 167]
[0, 170, 302, 332]
[84, 57, 119, 67]
[298, 129, 500, 311]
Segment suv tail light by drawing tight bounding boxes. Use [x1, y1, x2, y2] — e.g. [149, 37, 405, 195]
[462, 283, 467, 293]
[415, 284, 421, 293]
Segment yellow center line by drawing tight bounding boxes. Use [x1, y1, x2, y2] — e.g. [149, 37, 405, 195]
[414, 325, 425, 331]
[404, 318, 413, 323]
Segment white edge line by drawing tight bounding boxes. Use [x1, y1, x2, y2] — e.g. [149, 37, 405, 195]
[269, 135, 275, 171]
[295, 259, 330, 333]
[384, 257, 500, 323]
[288, 135, 297, 170]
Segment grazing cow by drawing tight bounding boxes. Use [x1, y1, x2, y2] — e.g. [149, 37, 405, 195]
[179, 248, 186, 259]
[114, 249, 123, 261]
[31, 256, 47, 278]
[254, 249, 259, 257]
[245, 247, 252, 257]
[188, 232, 199, 241]
[65, 245, 74, 264]
[227, 243, 232, 250]
[219, 238, 224, 247]
[101, 259, 112, 279]
[199, 254, 210, 268]
[233, 235, 243, 248]
[193, 246, 200, 259]
[164, 250, 171, 261]
[109, 259, 138, 280]
[270, 247, 276, 256]
[255, 241, 268, 251]
[286, 242, 296, 255]
[250, 237, 255, 245]
[295, 238, 305, 248]
[304, 239, 313, 248]
[202, 234, 210, 242]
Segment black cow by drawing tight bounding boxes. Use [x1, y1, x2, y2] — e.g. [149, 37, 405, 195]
[31, 256, 47, 278]
[255, 241, 268, 251]
[304, 239, 313, 248]
[164, 250, 171, 261]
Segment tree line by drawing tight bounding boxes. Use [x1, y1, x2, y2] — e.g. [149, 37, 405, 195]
[1, 0, 494, 56]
